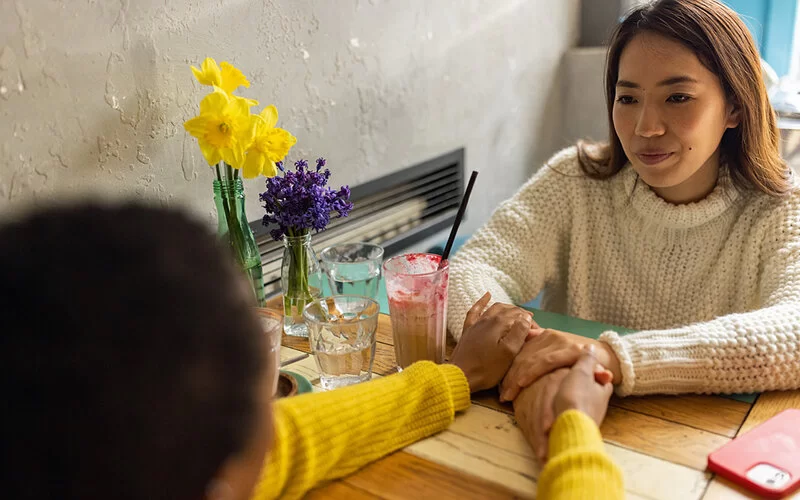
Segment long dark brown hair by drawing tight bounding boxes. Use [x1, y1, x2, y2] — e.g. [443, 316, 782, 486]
[578, 0, 792, 196]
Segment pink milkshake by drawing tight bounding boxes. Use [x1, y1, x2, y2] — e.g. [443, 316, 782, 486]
[383, 253, 449, 369]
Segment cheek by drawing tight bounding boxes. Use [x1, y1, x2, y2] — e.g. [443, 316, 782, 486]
[612, 106, 633, 145]
[670, 104, 726, 147]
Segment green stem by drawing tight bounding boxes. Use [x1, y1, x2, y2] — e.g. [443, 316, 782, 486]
[219, 161, 246, 267]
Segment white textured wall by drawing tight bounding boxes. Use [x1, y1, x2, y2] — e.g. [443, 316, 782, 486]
[562, 46, 608, 145]
[1, 0, 579, 234]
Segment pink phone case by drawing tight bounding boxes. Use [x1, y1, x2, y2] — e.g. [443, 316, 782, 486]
[708, 409, 800, 498]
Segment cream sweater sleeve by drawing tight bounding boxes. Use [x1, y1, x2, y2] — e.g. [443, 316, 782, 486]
[600, 196, 800, 396]
[447, 149, 574, 340]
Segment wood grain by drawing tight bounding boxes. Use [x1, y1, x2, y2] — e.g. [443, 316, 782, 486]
[737, 389, 800, 435]
[405, 404, 710, 500]
[305, 481, 382, 500]
[372, 342, 399, 377]
[610, 394, 750, 438]
[600, 406, 730, 471]
[338, 451, 522, 500]
[471, 389, 731, 471]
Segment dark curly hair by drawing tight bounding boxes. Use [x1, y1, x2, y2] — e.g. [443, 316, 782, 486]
[0, 204, 266, 500]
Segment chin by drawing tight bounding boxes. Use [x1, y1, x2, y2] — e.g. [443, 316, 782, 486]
[631, 159, 690, 189]
[632, 166, 678, 188]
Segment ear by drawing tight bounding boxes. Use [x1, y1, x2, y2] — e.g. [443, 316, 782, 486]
[725, 100, 741, 129]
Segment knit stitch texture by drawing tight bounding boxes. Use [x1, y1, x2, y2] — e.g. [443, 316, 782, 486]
[448, 146, 800, 396]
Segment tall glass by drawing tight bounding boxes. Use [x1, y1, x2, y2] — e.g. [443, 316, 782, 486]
[319, 243, 384, 299]
[254, 308, 283, 397]
[303, 295, 379, 389]
[383, 253, 449, 369]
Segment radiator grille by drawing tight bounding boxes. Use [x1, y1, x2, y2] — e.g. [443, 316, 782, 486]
[250, 148, 465, 297]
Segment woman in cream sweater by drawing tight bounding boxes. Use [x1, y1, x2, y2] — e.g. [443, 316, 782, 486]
[448, 0, 800, 462]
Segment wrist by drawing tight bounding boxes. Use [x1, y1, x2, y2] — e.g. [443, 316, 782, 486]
[596, 341, 623, 385]
[449, 360, 479, 393]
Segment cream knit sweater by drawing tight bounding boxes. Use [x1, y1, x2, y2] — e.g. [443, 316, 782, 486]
[447, 147, 800, 397]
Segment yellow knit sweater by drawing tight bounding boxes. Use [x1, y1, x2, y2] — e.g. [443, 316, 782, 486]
[538, 410, 624, 499]
[251, 362, 622, 499]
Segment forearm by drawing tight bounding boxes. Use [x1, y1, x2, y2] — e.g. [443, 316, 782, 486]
[600, 302, 800, 396]
[252, 362, 470, 500]
[447, 203, 563, 339]
[538, 410, 623, 500]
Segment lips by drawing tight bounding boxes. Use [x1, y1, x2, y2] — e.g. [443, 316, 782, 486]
[636, 152, 674, 166]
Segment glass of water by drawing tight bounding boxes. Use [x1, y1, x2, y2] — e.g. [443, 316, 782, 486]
[303, 295, 379, 389]
[319, 243, 384, 299]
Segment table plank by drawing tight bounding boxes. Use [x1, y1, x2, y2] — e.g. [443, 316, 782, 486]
[305, 481, 381, 500]
[610, 394, 750, 438]
[738, 389, 800, 435]
[600, 407, 730, 471]
[406, 404, 710, 500]
[338, 451, 521, 500]
[372, 342, 399, 377]
[471, 389, 731, 471]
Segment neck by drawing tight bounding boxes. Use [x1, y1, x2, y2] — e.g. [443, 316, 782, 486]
[651, 150, 721, 204]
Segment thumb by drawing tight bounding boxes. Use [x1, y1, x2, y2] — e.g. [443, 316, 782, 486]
[463, 292, 491, 330]
[526, 327, 545, 341]
[594, 365, 614, 385]
[572, 344, 599, 374]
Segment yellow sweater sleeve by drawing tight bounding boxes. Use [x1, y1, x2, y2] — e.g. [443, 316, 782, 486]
[537, 410, 624, 500]
[251, 361, 470, 500]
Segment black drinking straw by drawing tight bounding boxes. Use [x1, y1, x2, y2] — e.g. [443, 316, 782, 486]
[439, 170, 478, 268]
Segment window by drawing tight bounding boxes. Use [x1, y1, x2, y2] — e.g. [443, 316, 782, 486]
[723, 0, 800, 77]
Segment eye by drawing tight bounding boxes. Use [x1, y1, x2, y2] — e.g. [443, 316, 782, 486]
[615, 95, 636, 105]
[667, 94, 692, 104]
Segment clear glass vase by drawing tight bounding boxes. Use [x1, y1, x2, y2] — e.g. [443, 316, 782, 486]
[281, 233, 323, 337]
[213, 178, 266, 307]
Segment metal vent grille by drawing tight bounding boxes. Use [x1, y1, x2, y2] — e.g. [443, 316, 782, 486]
[250, 148, 465, 297]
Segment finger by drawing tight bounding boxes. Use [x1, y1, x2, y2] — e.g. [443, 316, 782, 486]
[463, 292, 491, 330]
[533, 383, 550, 464]
[594, 365, 614, 385]
[526, 327, 545, 340]
[570, 345, 600, 376]
[601, 379, 614, 399]
[517, 347, 583, 387]
[498, 338, 548, 401]
[499, 318, 530, 354]
[499, 371, 520, 402]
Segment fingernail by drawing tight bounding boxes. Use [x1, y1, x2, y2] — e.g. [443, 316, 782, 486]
[584, 344, 595, 354]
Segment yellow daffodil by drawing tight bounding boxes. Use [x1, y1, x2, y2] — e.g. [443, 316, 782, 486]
[242, 105, 297, 178]
[183, 87, 257, 169]
[191, 57, 251, 96]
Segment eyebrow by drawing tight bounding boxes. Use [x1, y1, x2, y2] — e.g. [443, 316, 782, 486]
[616, 76, 700, 88]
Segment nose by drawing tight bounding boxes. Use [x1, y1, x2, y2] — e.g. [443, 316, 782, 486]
[634, 103, 666, 138]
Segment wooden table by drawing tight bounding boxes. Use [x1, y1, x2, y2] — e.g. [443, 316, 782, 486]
[277, 309, 800, 499]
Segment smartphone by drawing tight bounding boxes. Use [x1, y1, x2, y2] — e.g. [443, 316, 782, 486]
[708, 409, 800, 498]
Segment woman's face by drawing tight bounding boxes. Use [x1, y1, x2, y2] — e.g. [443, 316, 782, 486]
[612, 31, 740, 204]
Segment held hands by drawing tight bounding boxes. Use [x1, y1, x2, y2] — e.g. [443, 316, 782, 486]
[513, 346, 615, 464]
[499, 328, 622, 402]
[450, 292, 542, 393]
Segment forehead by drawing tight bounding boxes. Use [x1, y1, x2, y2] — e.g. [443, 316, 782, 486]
[617, 31, 714, 83]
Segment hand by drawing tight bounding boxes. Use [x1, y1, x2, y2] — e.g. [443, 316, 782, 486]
[513, 346, 614, 464]
[499, 329, 621, 402]
[552, 345, 614, 428]
[450, 292, 541, 393]
[513, 367, 570, 464]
